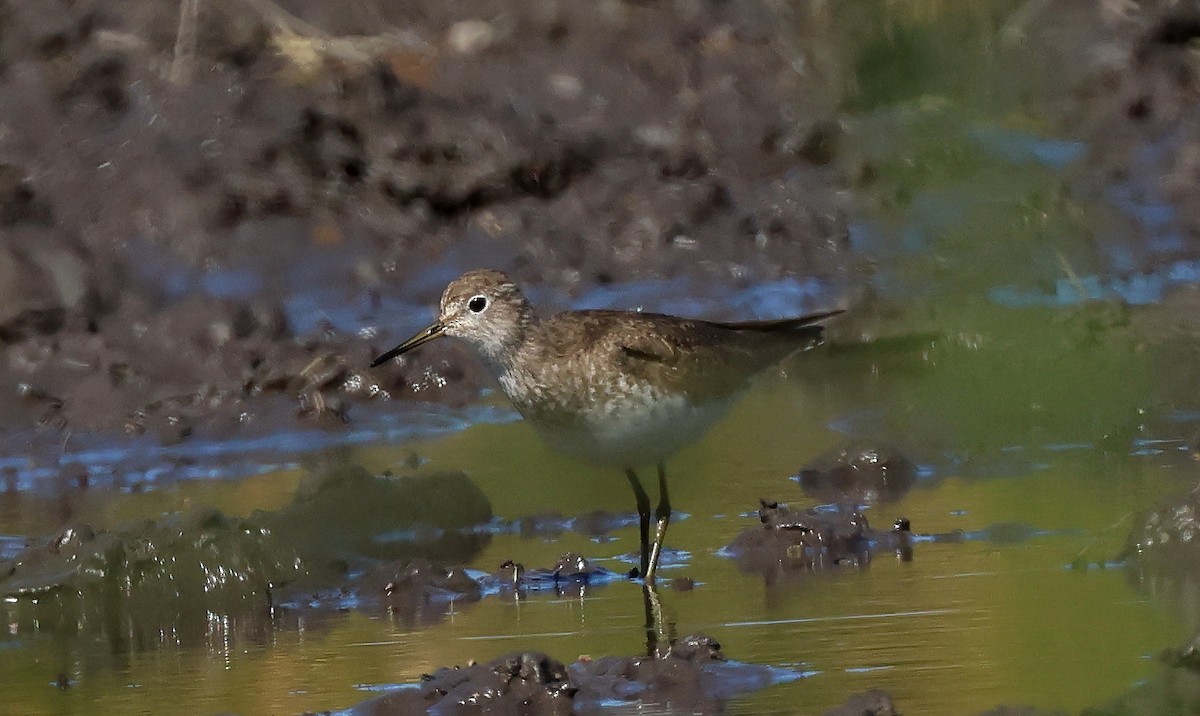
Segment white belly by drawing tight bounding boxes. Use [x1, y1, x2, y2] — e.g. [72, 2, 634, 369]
[522, 385, 735, 468]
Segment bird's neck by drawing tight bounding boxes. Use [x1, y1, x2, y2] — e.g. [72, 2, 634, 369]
[477, 308, 539, 379]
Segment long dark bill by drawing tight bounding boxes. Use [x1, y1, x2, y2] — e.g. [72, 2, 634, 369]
[370, 322, 446, 367]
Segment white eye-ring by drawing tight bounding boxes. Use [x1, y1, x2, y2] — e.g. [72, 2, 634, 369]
[468, 294, 488, 313]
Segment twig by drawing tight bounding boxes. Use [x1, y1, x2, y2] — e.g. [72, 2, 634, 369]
[237, 0, 431, 72]
[170, 0, 201, 85]
[1055, 249, 1090, 302]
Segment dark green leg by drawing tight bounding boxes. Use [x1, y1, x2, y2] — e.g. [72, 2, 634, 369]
[625, 468, 651, 577]
[645, 462, 671, 582]
[642, 581, 667, 657]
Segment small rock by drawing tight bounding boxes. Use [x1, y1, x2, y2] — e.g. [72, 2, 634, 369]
[548, 73, 583, 100]
[447, 20, 497, 55]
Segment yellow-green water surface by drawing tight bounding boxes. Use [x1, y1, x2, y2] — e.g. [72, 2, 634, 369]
[1, 363, 1194, 715]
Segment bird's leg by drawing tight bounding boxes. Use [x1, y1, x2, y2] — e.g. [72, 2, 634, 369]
[644, 462, 671, 582]
[624, 468, 651, 577]
[641, 581, 668, 658]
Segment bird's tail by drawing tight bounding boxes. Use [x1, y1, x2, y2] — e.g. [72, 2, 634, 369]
[716, 309, 844, 333]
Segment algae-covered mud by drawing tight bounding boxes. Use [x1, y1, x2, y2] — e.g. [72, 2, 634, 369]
[3, 1, 1200, 714]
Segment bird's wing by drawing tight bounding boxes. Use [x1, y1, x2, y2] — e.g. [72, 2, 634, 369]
[613, 319, 761, 401]
[543, 309, 840, 402]
[618, 330, 684, 365]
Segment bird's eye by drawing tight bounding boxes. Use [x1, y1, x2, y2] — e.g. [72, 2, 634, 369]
[468, 295, 488, 313]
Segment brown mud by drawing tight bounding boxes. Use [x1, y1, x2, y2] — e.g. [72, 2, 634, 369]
[0, 0, 1195, 460]
[0, 0, 859, 443]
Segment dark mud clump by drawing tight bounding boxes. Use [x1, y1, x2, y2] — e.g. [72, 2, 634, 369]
[1072, 634, 1200, 716]
[794, 445, 919, 505]
[491, 552, 626, 596]
[0, 509, 304, 642]
[726, 499, 912, 578]
[293, 552, 626, 630]
[348, 650, 575, 716]
[0, 455, 631, 643]
[347, 558, 484, 627]
[1064, 483, 1200, 716]
[1119, 481, 1200, 614]
[1, 463, 500, 642]
[822, 689, 898, 716]
[343, 634, 805, 715]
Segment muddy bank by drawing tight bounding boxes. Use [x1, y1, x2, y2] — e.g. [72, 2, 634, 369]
[0, 0, 1196, 469]
[1038, 0, 1200, 275]
[0, 0, 859, 446]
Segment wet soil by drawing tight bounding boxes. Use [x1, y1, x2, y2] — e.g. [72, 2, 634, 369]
[0, 0, 1196, 451]
[0, 0, 860, 443]
[0, 0, 1194, 448]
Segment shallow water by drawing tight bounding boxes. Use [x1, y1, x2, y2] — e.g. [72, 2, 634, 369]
[2, 366, 1197, 715]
